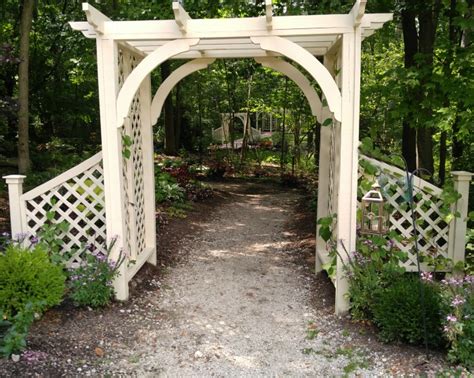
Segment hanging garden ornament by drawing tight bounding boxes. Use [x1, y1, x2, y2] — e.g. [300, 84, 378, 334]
[360, 183, 388, 235]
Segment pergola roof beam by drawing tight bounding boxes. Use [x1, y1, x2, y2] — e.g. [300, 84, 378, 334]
[82, 3, 110, 35]
[350, 0, 367, 27]
[172, 1, 191, 33]
[265, 0, 273, 30]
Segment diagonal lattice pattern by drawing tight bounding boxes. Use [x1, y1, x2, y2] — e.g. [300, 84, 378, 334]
[118, 47, 147, 260]
[358, 155, 449, 271]
[23, 155, 106, 267]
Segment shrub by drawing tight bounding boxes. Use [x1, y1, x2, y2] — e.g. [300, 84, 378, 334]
[68, 243, 125, 308]
[372, 275, 446, 347]
[0, 244, 66, 318]
[341, 235, 406, 320]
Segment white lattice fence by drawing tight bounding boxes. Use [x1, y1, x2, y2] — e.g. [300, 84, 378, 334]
[118, 46, 147, 261]
[20, 153, 106, 267]
[359, 155, 450, 271]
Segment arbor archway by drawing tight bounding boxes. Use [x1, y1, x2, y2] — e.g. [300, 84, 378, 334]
[67, 1, 392, 313]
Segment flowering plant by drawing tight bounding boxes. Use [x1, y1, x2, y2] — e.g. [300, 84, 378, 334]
[434, 274, 474, 368]
[338, 234, 406, 320]
[68, 238, 125, 308]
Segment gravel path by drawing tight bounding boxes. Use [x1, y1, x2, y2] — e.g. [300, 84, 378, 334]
[0, 180, 448, 376]
[106, 182, 392, 376]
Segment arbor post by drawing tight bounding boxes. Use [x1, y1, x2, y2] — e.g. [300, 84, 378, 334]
[96, 37, 129, 301]
[448, 171, 473, 264]
[335, 28, 362, 315]
[3, 175, 26, 238]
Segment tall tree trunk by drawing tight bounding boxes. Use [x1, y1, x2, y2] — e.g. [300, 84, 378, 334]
[280, 77, 288, 171]
[161, 61, 176, 155]
[400, 8, 418, 172]
[416, 3, 437, 175]
[174, 82, 182, 152]
[17, 0, 34, 173]
[439, 131, 447, 185]
[240, 75, 253, 164]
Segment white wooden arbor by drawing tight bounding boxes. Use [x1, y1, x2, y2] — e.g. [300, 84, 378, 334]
[3, 1, 395, 314]
[73, 1, 393, 314]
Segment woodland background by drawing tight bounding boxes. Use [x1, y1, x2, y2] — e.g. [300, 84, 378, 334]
[0, 0, 473, 192]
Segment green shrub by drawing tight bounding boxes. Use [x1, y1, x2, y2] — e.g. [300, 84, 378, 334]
[372, 275, 446, 347]
[0, 244, 66, 317]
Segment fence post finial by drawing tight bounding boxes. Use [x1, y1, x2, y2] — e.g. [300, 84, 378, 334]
[448, 171, 473, 265]
[3, 175, 26, 238]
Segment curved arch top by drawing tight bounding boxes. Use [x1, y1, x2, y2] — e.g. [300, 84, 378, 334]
[116, 38, 199, 128]
[251, 36, 342, 121]
[254, 57, 323, 123]
[150, 58, 215, 125]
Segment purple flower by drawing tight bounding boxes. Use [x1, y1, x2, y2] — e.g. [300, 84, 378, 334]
[29, 236, 39, 245]
[386, 239, 396, 249]
[420, 272, 433, 283]
[108, 260, 116, 269]
[464, 275, 474, 284]
[451, 295, 466, 307]
[442, 278, 463, 287]
[87, 243, 97, 252]
[446, 314, 457, 323]
[94, 252, 107, 261]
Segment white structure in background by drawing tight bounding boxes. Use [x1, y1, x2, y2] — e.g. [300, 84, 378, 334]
[212, 113, 261, 144]
[4, 1, 471, 314]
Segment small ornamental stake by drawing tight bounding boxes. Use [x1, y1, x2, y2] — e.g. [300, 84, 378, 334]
[360, 183, 388, 235]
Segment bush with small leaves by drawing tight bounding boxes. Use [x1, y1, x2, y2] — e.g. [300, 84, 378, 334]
[0, 244, 66, 318]
[372, 275, 446, 347]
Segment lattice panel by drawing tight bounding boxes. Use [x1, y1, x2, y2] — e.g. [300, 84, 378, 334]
[23, 160, 106, 267]
[118, 46, 146, 259]
[358, 156, 448, 271]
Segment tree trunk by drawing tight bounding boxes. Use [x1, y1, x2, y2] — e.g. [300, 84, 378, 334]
[439, 131, 447, 185]
[416, 3, 437, 175]
[280, 77, 288, 170]
[161, 61, 176, 155]
[400, 8, 418, 172]
[174, 82, 182, 152]
[17, 0, 34, 173]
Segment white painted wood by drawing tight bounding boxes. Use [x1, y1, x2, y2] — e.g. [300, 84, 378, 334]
[252, 36, 342, 121]
[150, 58, 215, 124]
[255, 57, 323, 122]
[359, 155, 454, 271]
[22, 153, 102, 201]
[334, 29, 361, 315]
[265, 0, 273, 30]
[116, 38, 199, 128]
[140, 73, 157, 266]
[172, 1, 191, 33]
[96, 37, 129, 301]
[350, 0, 367, 26]
[82, 3, 110, 35]
[126, 247, 156, 281]
[448, 171, 473, 264]
[3, 175, 26, 238]
[99, 14, 391, 40]
[361, 155, 442, 195]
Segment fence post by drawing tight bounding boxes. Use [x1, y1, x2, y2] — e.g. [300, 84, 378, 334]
[3, 175, 26, 238]
[448, 171, 473, 265]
